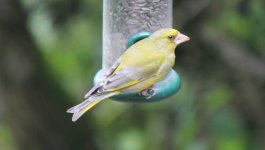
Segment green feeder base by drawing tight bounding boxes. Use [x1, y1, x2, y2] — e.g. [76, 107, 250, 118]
[94, 69, 181, 102]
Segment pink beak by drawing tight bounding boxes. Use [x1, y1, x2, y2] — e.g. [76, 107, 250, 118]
[174, 33, 190, 45]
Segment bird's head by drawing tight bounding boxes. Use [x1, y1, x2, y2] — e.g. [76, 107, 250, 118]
[150, 28, 190, 53]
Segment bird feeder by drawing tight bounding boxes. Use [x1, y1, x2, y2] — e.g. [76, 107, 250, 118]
[94, 0, 181, 102]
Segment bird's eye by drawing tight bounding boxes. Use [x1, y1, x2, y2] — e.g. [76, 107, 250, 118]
[168, 35, 175, 40]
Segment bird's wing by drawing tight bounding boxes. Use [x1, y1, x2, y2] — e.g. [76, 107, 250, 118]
[84, 51, 166, 98]
[84, 58, 121, 98]
[102, 51, 167, 91]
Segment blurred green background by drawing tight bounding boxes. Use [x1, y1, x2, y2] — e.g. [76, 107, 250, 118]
[0, 0, 265, 150]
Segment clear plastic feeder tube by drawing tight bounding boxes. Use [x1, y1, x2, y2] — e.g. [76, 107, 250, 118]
[102, 0, 173, 69]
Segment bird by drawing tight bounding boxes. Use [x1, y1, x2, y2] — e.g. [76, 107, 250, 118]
[67, 28, 190, 122]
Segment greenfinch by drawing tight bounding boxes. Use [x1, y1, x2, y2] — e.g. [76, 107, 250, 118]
[67, 28, 190, 121]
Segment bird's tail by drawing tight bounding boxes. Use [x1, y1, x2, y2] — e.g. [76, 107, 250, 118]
[67, 92, 118, 122]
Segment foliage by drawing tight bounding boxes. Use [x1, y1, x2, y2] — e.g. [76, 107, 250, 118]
[0, 0, 264, 149]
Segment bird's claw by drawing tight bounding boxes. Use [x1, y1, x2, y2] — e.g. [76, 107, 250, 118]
[139, 86, 157, 99]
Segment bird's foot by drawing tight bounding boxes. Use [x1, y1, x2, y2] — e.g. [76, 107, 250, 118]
[140, 85, 157, 99]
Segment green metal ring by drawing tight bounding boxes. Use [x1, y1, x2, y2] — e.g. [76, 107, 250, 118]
[94, 69, 181, 102]
[127, 32, 152, 48]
